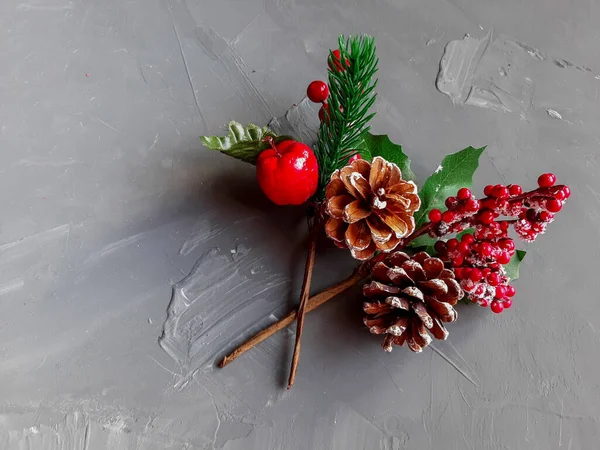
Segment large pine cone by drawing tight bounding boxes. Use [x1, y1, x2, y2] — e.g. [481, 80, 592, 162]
[324, 156, 421, 260]
[363, 251, 464, 353]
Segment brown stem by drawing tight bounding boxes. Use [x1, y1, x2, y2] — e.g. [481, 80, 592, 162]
[218, 270, 364, 368]
[287, 221, 320, 389]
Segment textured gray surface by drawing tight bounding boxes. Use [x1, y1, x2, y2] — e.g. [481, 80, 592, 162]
[1, 0, 599, 449]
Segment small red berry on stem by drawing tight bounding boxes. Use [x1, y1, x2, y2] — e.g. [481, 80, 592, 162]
[428, 209, 442, 223]
[328, 49, 349, 72]
[478, 210, 495, 225]
[492, 184, 509, 199]
[546, 198, 563, 212]
[538, 173, 557, 188]
[503, 298, 513, 309]
[490, 300, 504, 314]
[484, 185, 494, 196]
[509, 184, 523, 196]
[457, 188, 472, 201]
[307, 80, 329, 103]
[441, 210, 455, 223]
[318, 103, 330, 123]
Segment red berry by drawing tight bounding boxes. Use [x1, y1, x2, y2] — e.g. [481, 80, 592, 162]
[499, 239, 515, 251]
[256, 139, 319, 205]
[457, 188, 472, 201]
[499, 221, 510, 231]
[482, 268, 491, 277]
[554, 190, 566, 201]
[465, 198, 481, 212]
[505, 285, 516, 297]
[478, 210, 495, 225]
[469, 269, 482, 282]
[492, 185, 509, 199]
[441, 210, 456, 223]
[490, 300, 504, 313]
[480, 242, 493, 256]
[452, 256, 464, 266]
[461, 234, 475, 244]
[546, 199, 563, 212]
[307, 80, 329, 103]
[434, 240, 446, 253]
[562, 186, 571, 198]
[482, 198, 497, 210]
[480, 299, 489, 307]
[484, 185, 494, 196]
[539, 211, 553, 222]
[447, 238, 459, 250]
[428, 209, 442, 223]
[328, 49, 348, 72]
[458, 242, 470, 253]
[318, 103, 330, 123]
[497, 252, 511, 264]
[526, 209, 538, 222]
[508, 184, 523, 196]
[538, 173, 557, 188]
[348, 153, 362, 163]
[454, 267, 464, 278]
[503, 298, 513, 309]
[495, 285, 506, 298]
[445, 196, 458, 208]
[487, 272, 500, 286]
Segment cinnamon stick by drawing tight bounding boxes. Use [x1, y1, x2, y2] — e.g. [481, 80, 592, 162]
[218, 270, 363, 368]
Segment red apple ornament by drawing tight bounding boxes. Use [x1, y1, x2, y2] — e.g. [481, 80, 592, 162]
[256, 137, 319, 205]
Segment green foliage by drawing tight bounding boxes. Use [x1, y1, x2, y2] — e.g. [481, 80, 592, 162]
[358, 133, 414, 180]
[314, 35, 379, 198]
[412, 146, 486, 228]
[504, 250, 526, 281]
[201, 121, 290, 165]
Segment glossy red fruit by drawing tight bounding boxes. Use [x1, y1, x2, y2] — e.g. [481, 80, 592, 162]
[505, 285, 516, 297]
[480, 242, 493, 256]
[478, 210, 495, 225]
[538, 173, 556, 188]
[562, 185, 571, 198]
[469, 268, 482, 282]
[445, 196, 458, 208]
[484, 185, 494, 196]
[328, 49, 349, 72]
[508, 184, 523, 196]
[447, 238, 459, 250]
[499, 238, 515, 251]
[495, 285, 507, 298]
[546, 198, 563, 212]
[428, 209, 442, 223]
[256, 138, 319, 205]
[554, 190, 566, 201]
[487, 272, 500, 286]
[461, 233, 475, 244]
[457, 188, 472, 201]
[318, 103, 330, 123]
[307, 80, 329, 103]
[503, 298, 513, 309]
[539, 211, 554, 222]
[492, 185, 509, 199]
[497, 252, 511, 264]
[434, 240, 446, 253]
[490, 300, 504, 314]
[458, 242, 470, 253]
[442, 210, 456, 223]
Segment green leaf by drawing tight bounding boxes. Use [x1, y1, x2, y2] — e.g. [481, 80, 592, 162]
[358, 133, 414, 181]
[503, 250, 526, 281]
[408, 234, 436, 250]
[413, 146, 486, 228]
[200, 121, 290, 165]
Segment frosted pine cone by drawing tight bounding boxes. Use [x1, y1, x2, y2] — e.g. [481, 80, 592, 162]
[324, 156, 421, 260]
[362, 251, 464, 353]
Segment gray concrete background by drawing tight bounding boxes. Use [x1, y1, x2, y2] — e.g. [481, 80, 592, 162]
[1, 0, 598, 448]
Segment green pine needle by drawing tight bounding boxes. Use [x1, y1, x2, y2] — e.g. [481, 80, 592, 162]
[314, 34, 379, 199]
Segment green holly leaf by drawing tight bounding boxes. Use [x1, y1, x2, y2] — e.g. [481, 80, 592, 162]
[503, 250, 526, 281]
[358, 133, 414, 181]
[413, 146, 486, 229]
[201, 121, 291, 165]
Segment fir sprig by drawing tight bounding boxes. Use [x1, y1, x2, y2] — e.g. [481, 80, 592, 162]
[314, 35, 379, 199]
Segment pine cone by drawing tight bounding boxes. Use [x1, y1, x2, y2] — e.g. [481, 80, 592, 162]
[362, 251, 464, 353]
[324, 156, 421, 260]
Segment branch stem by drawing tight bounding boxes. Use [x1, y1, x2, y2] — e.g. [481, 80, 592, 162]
[218, 269, 364, 368]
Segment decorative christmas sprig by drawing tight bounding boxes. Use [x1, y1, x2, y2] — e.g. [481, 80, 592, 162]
[200, 34, 571, 388]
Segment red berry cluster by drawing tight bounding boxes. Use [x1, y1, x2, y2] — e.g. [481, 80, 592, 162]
[307, 49, 348, 123]
[426, 174, 570, 313]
